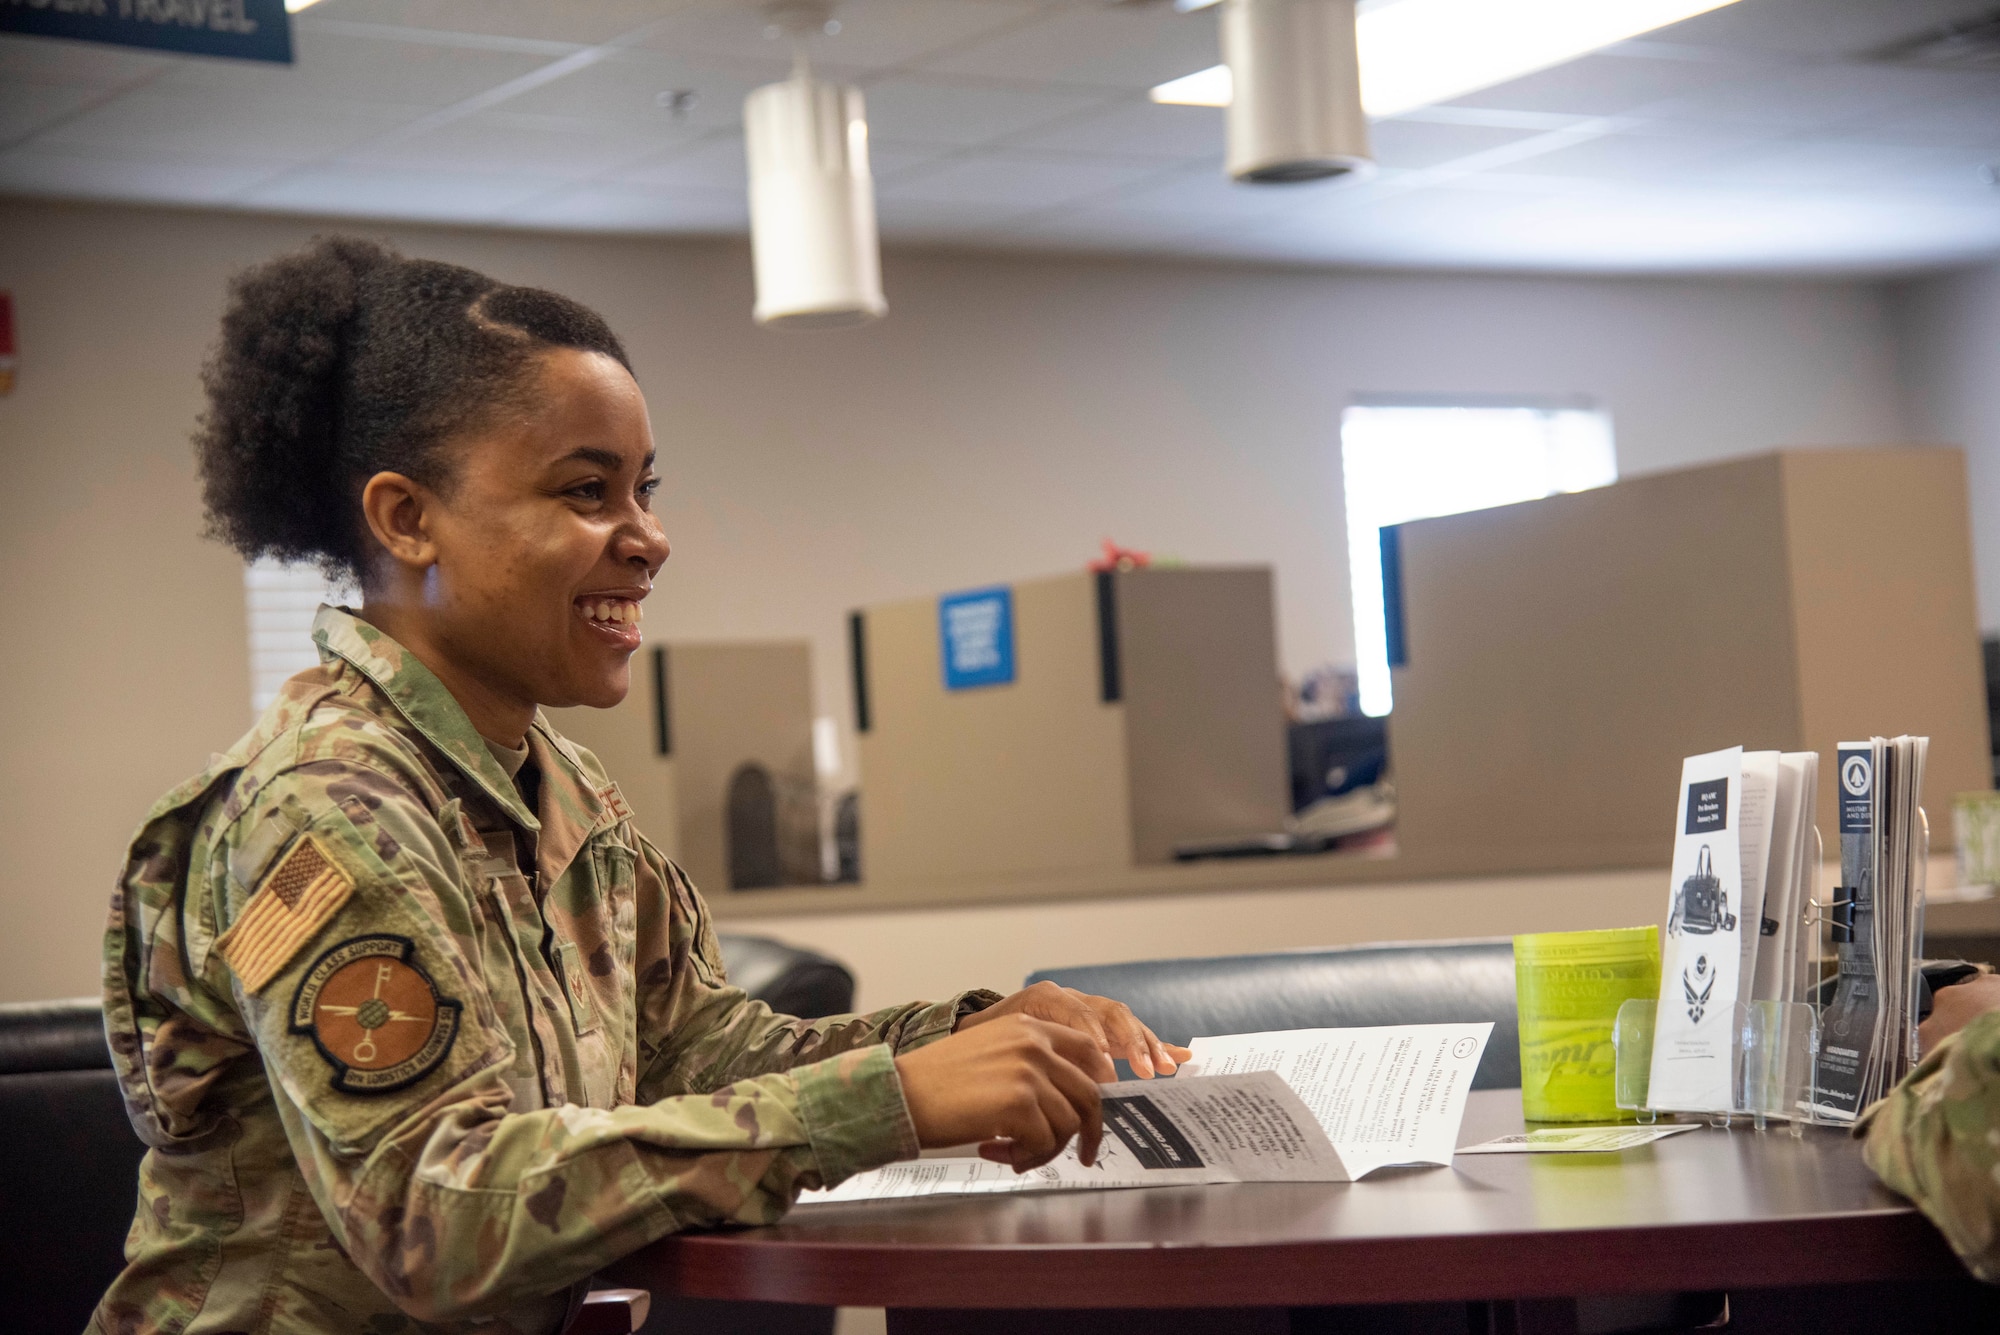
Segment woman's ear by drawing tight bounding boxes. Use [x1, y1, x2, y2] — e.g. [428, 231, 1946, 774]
[359, 472, 439, 571]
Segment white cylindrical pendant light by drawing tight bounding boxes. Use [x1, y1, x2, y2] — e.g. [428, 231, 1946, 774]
[1222, 0, 1372, 184]
[744, 74, 886, 327]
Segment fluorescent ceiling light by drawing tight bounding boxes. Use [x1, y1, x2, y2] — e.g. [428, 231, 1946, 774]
[1151, 65, 1233, 107]
[1150, 0, 1745, 118]
[285, 0, 327, 10]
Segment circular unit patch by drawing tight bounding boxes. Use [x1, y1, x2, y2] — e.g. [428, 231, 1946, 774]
[289, 935, 462, 1095]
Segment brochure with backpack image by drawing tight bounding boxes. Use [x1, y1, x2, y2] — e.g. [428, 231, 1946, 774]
[1650, 747, 1748, 1112]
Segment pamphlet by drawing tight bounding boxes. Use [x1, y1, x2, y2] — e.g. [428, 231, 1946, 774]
[797, 1022, 1492, 1204]
[1815, 736, 1929, 1121]
[1750, 752, 1819, 1004]
[1736, 750, 1780, 991]
[1457, 1125, 1697, 1154]
[1650, 746, 1747, 1112]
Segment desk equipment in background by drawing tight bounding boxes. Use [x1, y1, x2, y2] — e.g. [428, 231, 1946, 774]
[550, 642, 824, 894]
[851, 566, 1290, 889]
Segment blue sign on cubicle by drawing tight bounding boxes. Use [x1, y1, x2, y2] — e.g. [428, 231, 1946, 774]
[939, 586, 1015, 691]
[1, 0, 294, 64]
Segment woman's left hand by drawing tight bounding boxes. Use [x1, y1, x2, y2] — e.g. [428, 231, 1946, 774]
[957, 981, 1193, 1078]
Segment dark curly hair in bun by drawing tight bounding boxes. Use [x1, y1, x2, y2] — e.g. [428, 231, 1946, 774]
[195, 235, 630, 580]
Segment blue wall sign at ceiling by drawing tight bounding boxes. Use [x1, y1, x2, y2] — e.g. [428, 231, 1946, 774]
[939, 586, 1015, 691]
[2, 0, 294, 64]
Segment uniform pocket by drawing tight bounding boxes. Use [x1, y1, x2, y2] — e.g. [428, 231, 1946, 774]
[555, 940, 600, 1036]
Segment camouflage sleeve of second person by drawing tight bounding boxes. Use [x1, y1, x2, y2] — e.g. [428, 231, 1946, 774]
[205, 759, 921, 1324]
[1861, 1008, 2000, 1282]
[630, 834, 1003, 1103]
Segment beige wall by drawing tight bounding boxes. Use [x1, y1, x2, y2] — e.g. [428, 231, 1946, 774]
[745, 866, 1669, 1011]
[0, 197, 1923, 1002]
[1895, 259, 2000, 632]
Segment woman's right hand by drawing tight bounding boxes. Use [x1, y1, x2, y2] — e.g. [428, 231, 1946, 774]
[894, 1014, 1112, 1172]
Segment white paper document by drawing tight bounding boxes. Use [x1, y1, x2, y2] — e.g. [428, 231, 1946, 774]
[1457, 1125, 1698, 1154]
[1177, 1022, 1491, 1180]
[1651, 746, 1747, 1113]
[799, 1022, 1492, 1205]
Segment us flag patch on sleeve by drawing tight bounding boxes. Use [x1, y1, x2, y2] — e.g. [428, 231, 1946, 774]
[216, 834, 356, 993]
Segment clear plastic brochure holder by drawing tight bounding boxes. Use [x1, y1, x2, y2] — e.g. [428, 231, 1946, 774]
[1611, 814, 1929, 1134]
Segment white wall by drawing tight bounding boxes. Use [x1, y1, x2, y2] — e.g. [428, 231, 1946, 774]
[0, 198, 1922, 1002]
[1895, 260, 2000, 632]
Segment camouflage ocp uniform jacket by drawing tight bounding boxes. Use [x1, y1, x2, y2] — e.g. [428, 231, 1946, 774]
[1861, 1009, 2000, 1283]
[94, 606, 994, 1335]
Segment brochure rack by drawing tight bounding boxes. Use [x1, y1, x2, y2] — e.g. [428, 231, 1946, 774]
[1612, 814, 1929, 1132]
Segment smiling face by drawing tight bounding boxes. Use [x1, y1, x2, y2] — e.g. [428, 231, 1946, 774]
[364, 347, 671, 727]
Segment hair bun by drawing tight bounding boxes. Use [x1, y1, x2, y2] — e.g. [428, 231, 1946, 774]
[195, 233, 629, 582]
[196, 236, 401, 568]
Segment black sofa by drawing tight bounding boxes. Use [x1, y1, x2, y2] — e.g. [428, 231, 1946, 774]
[1029, 936, 1522, 1089]
[0, 934, 854, 1335]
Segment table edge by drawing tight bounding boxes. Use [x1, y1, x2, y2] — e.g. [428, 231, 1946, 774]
[612, 1208, 1962, 1309]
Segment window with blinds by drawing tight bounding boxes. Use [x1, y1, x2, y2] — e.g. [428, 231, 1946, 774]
[244, 557, 353, 715]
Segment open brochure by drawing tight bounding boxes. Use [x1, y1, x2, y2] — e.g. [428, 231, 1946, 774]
[798, 1022, 1492, 1204]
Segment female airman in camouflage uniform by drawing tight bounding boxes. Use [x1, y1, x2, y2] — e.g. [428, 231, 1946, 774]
[93, 237, 1185, 1335]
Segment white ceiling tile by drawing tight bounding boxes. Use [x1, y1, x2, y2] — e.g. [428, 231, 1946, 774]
[615, 133, 749, 190]
[867, 138, 959, 182]
[884, 148, 1170, 212]
[638, 0, 1039, 74]
[920, 4, 1217, 92]
[1860, 74, 2000, 149]
[341, 108, 701, 181]
[145, 25, 555, 110]
[512, 180, 747, 231]
[498, 48, 783, 130]
[0, 141, 287, 202]
[859, 76, 1115, 148]
[299, 0, 685, 47]
[0, 34, 172, 87]
[1098, 160, 1343, 224]
[1507, 122, 1783, 183]
[2, 0, 1997, 274]
[1440, 51, 1765, 118]
[0, 79, 113, 146]
[1366, 119, 1546, 171]
[1696, 135, 2000, 195]
[1640, 0, 1999, 61]
[1008, 99, 1223, 162]
[36, 86, 412, 162]
[1643, 63, 1971, 133]
[237, 163, 568, 219]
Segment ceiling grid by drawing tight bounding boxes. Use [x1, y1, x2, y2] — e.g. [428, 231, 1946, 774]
[2, 0, 1997, 271]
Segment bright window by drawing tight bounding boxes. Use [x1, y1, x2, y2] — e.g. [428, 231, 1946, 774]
[245, 557, 352, 715]
[1341, 401, 1617, 717]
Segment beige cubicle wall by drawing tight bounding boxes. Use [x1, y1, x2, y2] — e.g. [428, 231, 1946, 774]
[1390, 447, 1991, 866]
[549, 640, 819, 895]
[852, 567, 1291, 891]
[703, 447, 1990, 922]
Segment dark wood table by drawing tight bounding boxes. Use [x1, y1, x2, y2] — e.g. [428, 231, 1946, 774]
[613, 1090, 1972, 1333]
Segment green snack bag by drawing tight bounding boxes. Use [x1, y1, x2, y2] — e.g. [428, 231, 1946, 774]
[1514, 926, 1661, 1123]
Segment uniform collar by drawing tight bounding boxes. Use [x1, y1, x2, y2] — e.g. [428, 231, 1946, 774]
[312, 605, 541, 832]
